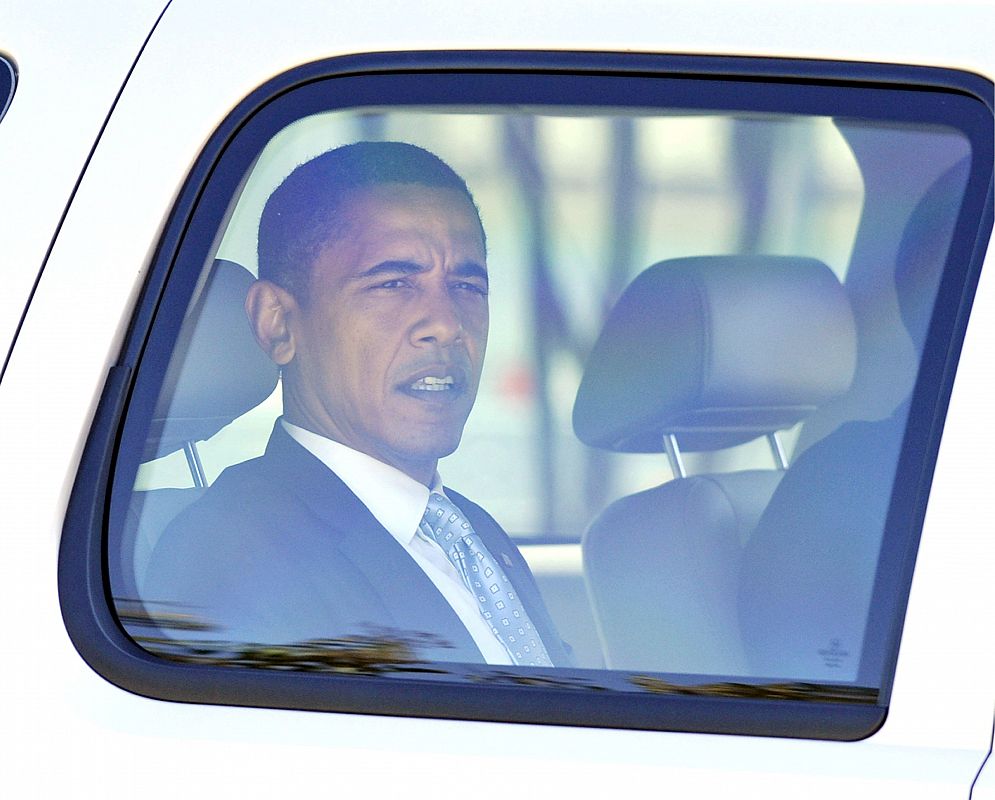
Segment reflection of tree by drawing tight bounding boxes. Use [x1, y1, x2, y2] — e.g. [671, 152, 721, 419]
[630, 676, 877, 704]
[118, 601, 453, 675]
[116, 599, 218, 633]
[116, 599, 877, 703]
[467, 669, 608, 692]
[138, 633, 453, 676]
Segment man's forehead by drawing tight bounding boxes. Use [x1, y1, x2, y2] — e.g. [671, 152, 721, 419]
[329, 183, 487, 254]
[306, 183, 487, 286]
[346, 182, 479, 219]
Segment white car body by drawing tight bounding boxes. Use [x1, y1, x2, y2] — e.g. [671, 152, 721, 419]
[0, 1, 992, 796]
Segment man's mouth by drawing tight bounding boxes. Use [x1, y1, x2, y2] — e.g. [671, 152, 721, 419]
[409, 375, 456, 392]
[399, 365, 469, 401]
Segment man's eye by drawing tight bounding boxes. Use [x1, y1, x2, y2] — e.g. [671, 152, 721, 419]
[454, 281, 488, 296]
[375, 278, 408, 289]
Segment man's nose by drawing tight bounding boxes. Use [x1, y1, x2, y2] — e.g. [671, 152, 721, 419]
[412, 283, 463, 347]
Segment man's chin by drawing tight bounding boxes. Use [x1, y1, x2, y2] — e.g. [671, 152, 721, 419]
[388, 428, 464, 465]
[402, 437, 462, 463]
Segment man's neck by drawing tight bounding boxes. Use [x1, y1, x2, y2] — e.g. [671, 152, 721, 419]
[281, 415, 438, 487]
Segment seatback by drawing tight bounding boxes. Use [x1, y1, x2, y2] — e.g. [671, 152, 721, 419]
[573, 255, 857, 675]
[738, 158, 971, 682]
[111, 259, 279, 601]
[581, 469, 783, 674]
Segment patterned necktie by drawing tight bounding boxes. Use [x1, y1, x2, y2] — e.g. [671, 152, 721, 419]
[420, 492, 553, 667]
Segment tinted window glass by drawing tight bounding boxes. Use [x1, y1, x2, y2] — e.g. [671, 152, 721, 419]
[69, 60, 993, 737]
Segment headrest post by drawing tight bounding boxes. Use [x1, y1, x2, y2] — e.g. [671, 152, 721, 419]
[182, 441, 208, 489]
[767, 432, 789, 471]
[663, 434, 687, 479]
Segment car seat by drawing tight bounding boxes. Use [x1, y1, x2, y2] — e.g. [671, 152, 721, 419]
[573, 254, 857, 675]
[111, 258, 279, 601]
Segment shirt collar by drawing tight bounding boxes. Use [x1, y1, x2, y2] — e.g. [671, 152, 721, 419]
[281, 419, 443, 546]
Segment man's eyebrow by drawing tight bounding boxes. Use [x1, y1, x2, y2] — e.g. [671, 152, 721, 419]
[452, 261, 489, 285]
[354, 260, 425, 280]
[355, 259, 489, 285]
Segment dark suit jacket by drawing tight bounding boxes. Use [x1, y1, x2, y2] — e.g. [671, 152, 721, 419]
[143, 423, 569, 666]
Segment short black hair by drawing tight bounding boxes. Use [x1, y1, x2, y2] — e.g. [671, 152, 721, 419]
[257, 141, 484, 301]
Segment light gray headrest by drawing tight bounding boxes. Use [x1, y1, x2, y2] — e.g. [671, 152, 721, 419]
[573, 255, 857, 453]
[145, 259, 279, 459]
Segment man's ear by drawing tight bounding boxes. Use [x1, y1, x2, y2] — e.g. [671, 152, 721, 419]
[245, 279, 299, 366]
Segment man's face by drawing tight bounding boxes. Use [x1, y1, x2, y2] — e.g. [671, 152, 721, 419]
[283, 183, 488, 484]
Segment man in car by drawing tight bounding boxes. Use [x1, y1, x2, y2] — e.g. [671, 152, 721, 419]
[144, 141, 568, 668]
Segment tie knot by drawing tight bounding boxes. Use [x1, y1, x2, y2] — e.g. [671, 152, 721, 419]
[424, 491, 455, 519]
[422, 492, 472, 544]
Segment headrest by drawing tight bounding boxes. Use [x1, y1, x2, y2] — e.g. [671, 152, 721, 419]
[573, 255, 857, 453]
[145, 259, 280, 459]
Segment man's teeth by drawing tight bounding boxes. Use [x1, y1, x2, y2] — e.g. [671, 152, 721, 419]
[411, 375, 455, 391]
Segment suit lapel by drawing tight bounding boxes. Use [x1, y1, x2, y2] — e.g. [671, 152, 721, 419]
[262, 425, 485, 664]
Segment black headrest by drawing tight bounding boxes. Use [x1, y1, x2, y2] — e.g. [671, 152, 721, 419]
[573, 255, 857, 453]
[145, 259, 280, 459]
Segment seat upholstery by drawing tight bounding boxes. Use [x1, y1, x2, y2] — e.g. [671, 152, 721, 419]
[574, 255, 857, 675]
[112, 258, 279, 601]
[583, 469, 783, 674]
[146, 258, 279, 460]
[574, 255, 857, 454]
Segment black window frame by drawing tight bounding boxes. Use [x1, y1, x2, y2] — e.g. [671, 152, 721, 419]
[58, 51, 994, 740]
[0, 54, 15, 125]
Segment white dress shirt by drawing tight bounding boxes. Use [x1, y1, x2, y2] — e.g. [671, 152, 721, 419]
[282, 420, 513, 665]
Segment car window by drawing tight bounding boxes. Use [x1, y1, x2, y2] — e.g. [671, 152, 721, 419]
[62, 56, 993, 738]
